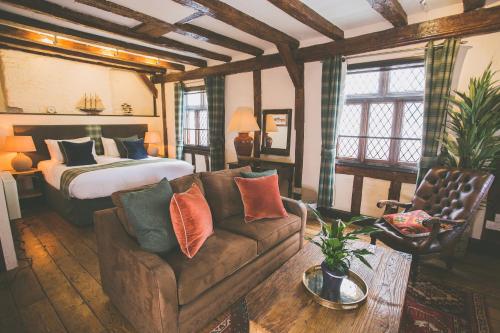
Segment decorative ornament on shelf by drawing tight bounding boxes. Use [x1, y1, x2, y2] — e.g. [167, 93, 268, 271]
[77, 93, 105, 115]
[228, 106, 260, 157]
[3, 136, 36, 171]
[121, 103, 133, 116]
[144, 131, 161, 157]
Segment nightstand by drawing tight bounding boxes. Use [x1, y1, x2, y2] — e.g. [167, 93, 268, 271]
[9, 169, 44, 201]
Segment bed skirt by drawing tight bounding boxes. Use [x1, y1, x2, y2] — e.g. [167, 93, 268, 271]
[44, 182, 113, 227]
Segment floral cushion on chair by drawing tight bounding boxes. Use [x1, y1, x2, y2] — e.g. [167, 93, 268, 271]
[383, 210, 452, 237]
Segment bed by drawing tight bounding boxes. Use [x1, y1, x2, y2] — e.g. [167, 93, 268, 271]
[14, 124, 194, 226]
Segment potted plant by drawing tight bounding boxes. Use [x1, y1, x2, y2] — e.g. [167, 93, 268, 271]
[307, 207, 378, 300]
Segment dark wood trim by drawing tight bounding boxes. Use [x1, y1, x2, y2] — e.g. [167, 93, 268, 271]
[175, 11, 206, 24]
[253, 70, 262, 158]
[172, 0, 299, 47]
[160, 82, 168, 157]
[156, 6, 500, 82]
[463, 0, 486, 12]
[267, 0, 343, 40]
[336, 163, 417, 183]
[351, 175, 364, 215]
[347, 57, 424, 70]
[0, 10, 205, 67]
[260, 109, 292, 156]
[4, 0, 231, 62]
[0, 112, 159, 117]
[138, 74, 158, 98]
[293, 62, 305, 198]
[277, 43, 302, 88]
[366, 0, 407, 27]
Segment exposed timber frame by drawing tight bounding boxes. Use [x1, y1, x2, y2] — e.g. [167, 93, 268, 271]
[366, 0, 408, 27]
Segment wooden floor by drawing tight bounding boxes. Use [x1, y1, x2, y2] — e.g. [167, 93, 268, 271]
[1, 205, 500, 333]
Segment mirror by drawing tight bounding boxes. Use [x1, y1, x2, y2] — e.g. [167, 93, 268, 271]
[261, 109, 292, 156]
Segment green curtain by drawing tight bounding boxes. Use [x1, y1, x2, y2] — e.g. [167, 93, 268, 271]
[317, 56, 346, 208]
[418, 38, 461, 183]
[205, 75, 226, 171]
[174, 82, 185, 160]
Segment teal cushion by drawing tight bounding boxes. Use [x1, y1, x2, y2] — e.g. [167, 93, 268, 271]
[120, 178, 178, 253]
[240, 169, 277, 178]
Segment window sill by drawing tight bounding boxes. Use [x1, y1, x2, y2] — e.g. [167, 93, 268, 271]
[336, 159, 417, 174]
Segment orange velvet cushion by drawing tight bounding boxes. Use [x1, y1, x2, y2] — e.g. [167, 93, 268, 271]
[234, 174, 288, 223]
[170, 184, 213, 258]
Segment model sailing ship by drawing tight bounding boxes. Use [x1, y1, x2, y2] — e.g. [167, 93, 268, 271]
[77, 93, 105, 114]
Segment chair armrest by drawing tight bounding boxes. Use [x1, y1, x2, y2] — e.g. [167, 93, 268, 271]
[422, 217, 466, 227]
[281, 197, 307, 248]
[94, 208, 178, 333]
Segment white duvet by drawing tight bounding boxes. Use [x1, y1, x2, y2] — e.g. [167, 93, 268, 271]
[38, 156, 194, 199]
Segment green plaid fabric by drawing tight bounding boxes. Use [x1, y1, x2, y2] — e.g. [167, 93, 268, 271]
[205, 75, 225, 171]
[84, 125, 103, 155]
[174, 83, 185, 160]
[318, 56, 346, 208]
[418, 38, 460, 184]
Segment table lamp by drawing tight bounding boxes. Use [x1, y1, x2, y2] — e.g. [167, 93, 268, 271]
[228, 107, 260, 157]
[264, 115, 278, 148]
[4, 136, 36, 171]
[144, 131, 161, 156]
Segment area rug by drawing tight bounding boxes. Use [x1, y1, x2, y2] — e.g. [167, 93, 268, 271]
[400, 278, 490, 333]
[206, 298, 249, 333]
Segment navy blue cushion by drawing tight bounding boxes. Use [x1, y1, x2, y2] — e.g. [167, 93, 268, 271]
[123, 139, 148, 159]
[59, 141, 97, 166]
[114, 135, 139, 158]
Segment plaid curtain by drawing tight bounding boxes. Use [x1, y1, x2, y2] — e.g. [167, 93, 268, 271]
[174, 82, 185, 160]
[85, 125, 103, 155]
[205, 75, 225, 171]
[417, 38, 461, 184]
[317, 56, 346, 208]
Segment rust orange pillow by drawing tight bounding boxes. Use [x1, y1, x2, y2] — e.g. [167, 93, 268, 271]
[170, 183, 213, 258]
[234, 174, 288, 223]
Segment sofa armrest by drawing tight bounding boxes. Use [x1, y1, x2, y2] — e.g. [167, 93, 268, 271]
[94, 208, 178, 333]
[281, 197, 307, 248]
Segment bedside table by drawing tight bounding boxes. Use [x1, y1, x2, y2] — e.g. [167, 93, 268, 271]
[9, 169, 44, 200]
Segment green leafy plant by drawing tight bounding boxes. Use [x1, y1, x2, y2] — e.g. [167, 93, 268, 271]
[307, 206, 378, 275]
[441, 64, 500, 170]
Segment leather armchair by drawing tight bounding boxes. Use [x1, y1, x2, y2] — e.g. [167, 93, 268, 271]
[370, 167, 494, 280]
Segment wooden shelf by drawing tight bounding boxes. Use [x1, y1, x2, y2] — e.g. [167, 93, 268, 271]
[0, 112, 159, 117]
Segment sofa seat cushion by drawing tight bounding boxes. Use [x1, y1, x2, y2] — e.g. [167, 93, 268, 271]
[218, 213, 301, 254]
[163, 229, 257, 305]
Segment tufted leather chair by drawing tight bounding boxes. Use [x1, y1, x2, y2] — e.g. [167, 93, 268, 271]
[370, 167, 494, 279]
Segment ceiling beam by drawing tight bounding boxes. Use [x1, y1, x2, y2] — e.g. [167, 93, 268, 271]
[277, 43, 302, 88]
[172, 0, 300, 48]
[267, 0, 344, 40]
[366, 0, 408, 27]
[75, 0, 263, 56]
[153, 6, 500, 83]
[0, 25, 182, 72]
[463, 0, 486, 11]
[2, 0, 231, 62]
[137, 73, 158, 98]
[0, 10, 205, 67]
[176, 11, 205, 24]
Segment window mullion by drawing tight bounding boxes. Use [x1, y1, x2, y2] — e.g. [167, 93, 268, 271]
[390, 100, 404, 164]
[359, 102, 370, 162]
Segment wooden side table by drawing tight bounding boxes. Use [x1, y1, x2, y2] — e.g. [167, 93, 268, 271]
[9, 169, 44, 201]
[228, 158, 295, 197]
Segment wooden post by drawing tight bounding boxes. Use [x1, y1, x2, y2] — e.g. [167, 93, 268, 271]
[160, 81, 168, 157]
[253, 70, 262, 158]
[293, 62, 304, 199]
[351, 175, 364, 215]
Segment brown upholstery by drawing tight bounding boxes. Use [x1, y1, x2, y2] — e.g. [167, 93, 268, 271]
[169, 173, 205, 195]
[200, 166, 251, 222]
[218, 213, 302, 254]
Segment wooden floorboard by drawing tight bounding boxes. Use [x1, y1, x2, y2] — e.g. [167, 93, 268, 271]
[1, 206, 499, 333]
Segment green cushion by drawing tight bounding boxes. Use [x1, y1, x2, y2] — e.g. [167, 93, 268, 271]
[240, 169, 277, 178]
[114, 135, 139, 158]
[119, 178, 178, 253]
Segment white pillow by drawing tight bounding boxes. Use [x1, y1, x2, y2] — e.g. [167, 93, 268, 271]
[45, 137, 95, 163]
[101, 137, 120, 157]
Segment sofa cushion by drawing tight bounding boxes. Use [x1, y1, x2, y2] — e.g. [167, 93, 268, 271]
[200, 166, 251, 222]
[218, 213, 301, 254]
[163, 229, 257, 305]
[170, 173, 205, 195]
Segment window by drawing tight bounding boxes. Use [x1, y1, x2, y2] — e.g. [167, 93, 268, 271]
[337, 60, 425, 168]
[183, 89, 209, 148]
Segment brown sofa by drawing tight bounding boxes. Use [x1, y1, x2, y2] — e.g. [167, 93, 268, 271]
[94, 167, 307, 333]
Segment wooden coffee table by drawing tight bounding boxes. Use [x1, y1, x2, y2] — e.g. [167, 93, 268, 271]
[245, 241, 412, 332]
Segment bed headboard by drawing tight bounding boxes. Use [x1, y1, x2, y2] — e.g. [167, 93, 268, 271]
[13, 124, 148, 165]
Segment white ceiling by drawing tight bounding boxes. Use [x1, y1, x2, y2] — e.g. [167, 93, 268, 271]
[0, 0, 496, 67]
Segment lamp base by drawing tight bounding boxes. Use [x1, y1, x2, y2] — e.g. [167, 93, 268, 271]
[147, 145, 159, 157]
[11, 153, 33, 171]
[234, 132, 253, 157]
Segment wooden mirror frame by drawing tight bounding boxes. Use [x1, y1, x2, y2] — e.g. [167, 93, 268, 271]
[260, 109, 292, 156]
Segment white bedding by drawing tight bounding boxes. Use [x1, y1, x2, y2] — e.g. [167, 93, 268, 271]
[38, 156, 194, 199]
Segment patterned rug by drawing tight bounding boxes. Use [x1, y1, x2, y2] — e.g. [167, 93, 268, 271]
[205, 278, 490, 333]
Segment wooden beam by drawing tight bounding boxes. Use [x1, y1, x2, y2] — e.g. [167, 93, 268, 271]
[176, 11, 205, 24]
[155, 6, 500, 82]
[267, 0, 344, 40]
[0, 10, 205, 67]
[351, 175, 364, 215]
[3, 0, 231, 62]
[366, 0, 407, 27]
[463, 0, 486, 11]
[277, 43, 302, 88]
[138, 74, 158, 98]
[75, 0, 263, 56]
[172, 0, 300, 47]
[0, 24, 183, 71]
[160, 82, 169, 157]
[293, 62, 305, 198]
[388, 180, 402, 201]
[253, 70, 262, 158]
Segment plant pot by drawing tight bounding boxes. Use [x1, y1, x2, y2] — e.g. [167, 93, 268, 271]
[320, 261, 347, 301]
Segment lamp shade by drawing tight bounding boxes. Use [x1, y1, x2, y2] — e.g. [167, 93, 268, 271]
[3, 136, 36, 153]
[228, 107, 260, 133]
[265, 115, 278, 132]
[144, 131, 161, 144]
